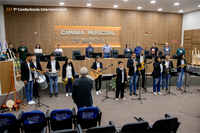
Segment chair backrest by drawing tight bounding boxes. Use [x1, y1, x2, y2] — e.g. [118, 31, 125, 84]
[144, 49, 150, 55]
[111, 50, 119, 58]
[50, 109, 73, 131]
[158, 50, 163, 56]
[86, 125, 115, 133]
[50, 129, 77, 133]
[152, 117, 178, 132]
[0, 113, 20, 133]
[21, 110, 46, 133]
[73, 50, 81, 60]
[77, 107, 99, 129]
[121, 121, 149, 133]
[87, 50, 94, 58]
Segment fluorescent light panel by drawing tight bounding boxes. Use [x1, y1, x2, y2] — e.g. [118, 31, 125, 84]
[59, 2, 64, 5]
[151, 1, 156, 3]
[174, 3, 180, 6]
[113, 5, 118, 8]
[87, 3, 91, 6]
[137, 7, 142, 9]
[158, 8, 162, 11]
[179, 10, 183, 12]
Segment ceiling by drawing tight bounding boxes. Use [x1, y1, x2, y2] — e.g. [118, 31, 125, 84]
[0, 0, 200, 14]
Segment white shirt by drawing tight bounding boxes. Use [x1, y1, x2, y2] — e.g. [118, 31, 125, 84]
[33, 61, 38, 78]
[165, 60, 169, 68]
[55, 48, 63, 53]
[34, 49, 42, 53]
[140, 55, 144, 63]
[132, 58, 137, 73]
[66, 65, 72, 78]
[160, 64, 163, 73]
[96, 62, 100, 69]
[119, 67, 124, 83]
[27, 62, 33, 81]
[181, 59, 184, 65]
[51, 60, 56, 72]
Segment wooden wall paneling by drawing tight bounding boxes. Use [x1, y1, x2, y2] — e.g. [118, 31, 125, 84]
[184, 30, 192, 40]
[4, 6, 183, 61]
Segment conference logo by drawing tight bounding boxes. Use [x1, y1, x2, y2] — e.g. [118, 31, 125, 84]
[6, 8, 12, 11]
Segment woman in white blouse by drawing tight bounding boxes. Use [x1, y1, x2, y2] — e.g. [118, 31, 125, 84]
[55, 44, 64, 55]
[34, 44, 43, 54]
[62, 58, 75, 97]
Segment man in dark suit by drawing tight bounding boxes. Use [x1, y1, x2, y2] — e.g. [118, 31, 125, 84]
[162, 54, 174, 91]
[72, 67, 93, 109]
[32, 54, 43, 99]
[136, 50, 147, 91]
[115, 61, 127, 100]
[21, 53, 35, 105]
[127, 52, 139, 96]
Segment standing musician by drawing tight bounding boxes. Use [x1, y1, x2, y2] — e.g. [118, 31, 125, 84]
[115, 61, 127, 101]
[152, 56, 163, 95]
[127, 52, 139, 96]
[62, 58, 75, 97]
[136, 50, 147, 91]
[32, 54, 43, 99]
[162, 54, 174, 91]
[21, 53, 35, 105]
[177, 54, 186, 91]
[91, 55, 103, 95]
[46, 53, 60, 97]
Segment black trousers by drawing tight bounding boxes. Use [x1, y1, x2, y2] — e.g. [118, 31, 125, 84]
[95, 75, 102, 91]
[116, 83, 125, 98]
[137, 69, 145, 89]
[33, 82, 39, 97]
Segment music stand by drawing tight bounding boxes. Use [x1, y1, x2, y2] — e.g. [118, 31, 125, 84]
[132, 71, 146, 104]
[102, 75, 114, 101]
[34, 72, 49, 110]
[182, 65, 192, 94]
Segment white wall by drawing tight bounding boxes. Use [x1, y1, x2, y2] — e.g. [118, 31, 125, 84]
[181, 10, 200, 44]
[0, 4, 5, 48]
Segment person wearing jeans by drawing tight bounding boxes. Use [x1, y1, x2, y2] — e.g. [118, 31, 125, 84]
[127, 52, 139, 96]
[46, 53, 60, 97]
[62, 58, 75, 97]
[162, 54, 174, 91]
[102, 41, 112, 58]
[91, 55, 103, 95]
[21, 53, 35, 105]
[177, 54, 186, 91]
[152, 56, 163, 95]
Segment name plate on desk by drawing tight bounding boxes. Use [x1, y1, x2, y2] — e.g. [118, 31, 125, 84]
[54, 26, 121, 48]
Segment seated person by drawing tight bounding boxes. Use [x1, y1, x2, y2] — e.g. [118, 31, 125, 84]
[6, 43, 17, 58]
[34, 44, 43, 54]
[55, 44, 64, 56]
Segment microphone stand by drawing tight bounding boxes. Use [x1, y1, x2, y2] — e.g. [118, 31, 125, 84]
[142, 64, 152, 94]
[132, 71, 146, 104]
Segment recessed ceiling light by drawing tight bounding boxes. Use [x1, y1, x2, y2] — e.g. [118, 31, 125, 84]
[137, 7, 142, 9]
[87, 3, 91, 6]
[59, 2, 64, 5]
[158, 8, 162, 11]
[150, 1, 156, 3]
[123, 0, 128, 1]
[179, 10, 183, 12]
[174, 3, 180, 6]
[198, 5, 200, 7]
[113, 5, 118, 8]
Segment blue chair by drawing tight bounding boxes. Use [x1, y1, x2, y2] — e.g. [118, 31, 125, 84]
[86, 121, 116, 133]
[0, 113, 20, 133]
[47, 109, 75, 131]
[19, 110, 47, 133]
[49, 124, 82, 133]
[74, 106, 102, 129]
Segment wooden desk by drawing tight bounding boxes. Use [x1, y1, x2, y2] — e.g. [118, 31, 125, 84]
[40, 58, 177, 77]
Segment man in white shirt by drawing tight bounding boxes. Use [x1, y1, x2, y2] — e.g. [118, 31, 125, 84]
[46, 53, 60, 97]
